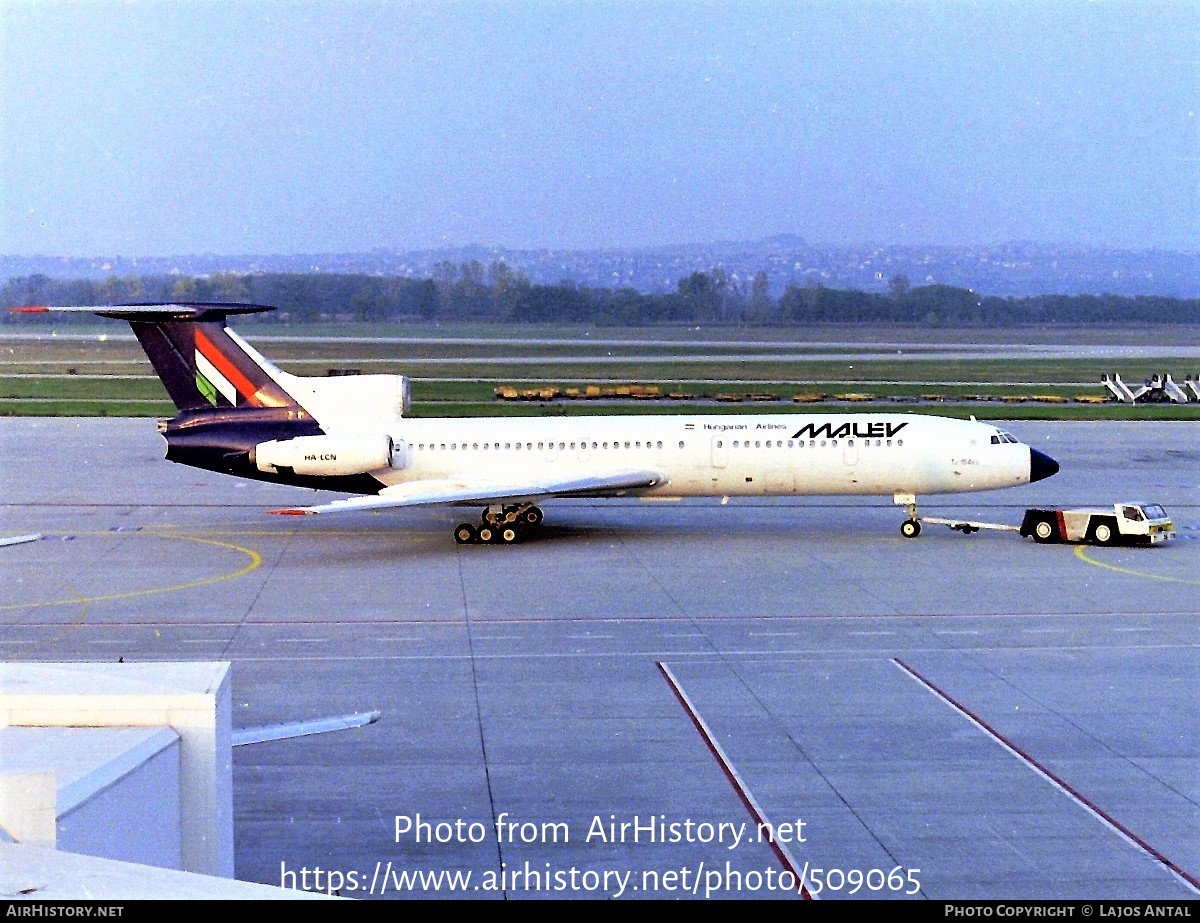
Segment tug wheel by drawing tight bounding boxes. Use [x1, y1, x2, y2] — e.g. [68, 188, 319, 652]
[1033, 518, 1057, 543]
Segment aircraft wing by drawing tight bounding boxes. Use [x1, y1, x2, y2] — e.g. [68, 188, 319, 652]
[268, 468, 666, 516]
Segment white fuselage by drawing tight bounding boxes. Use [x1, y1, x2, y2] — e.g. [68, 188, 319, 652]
[363, 413, 1034, 499]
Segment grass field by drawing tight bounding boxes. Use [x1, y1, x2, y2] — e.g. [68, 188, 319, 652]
[2, 322, 1197, 420]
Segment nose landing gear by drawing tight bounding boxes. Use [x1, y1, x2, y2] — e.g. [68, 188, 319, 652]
[895, 492, 922, 539]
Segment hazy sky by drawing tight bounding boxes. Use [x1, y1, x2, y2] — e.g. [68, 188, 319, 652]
[2, 1, 1197, 256]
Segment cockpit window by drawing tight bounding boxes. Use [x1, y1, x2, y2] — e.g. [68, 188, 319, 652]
[991, 432, 1019, 445]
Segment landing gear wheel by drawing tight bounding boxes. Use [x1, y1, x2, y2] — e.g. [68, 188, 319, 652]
[454, 523, 477, 544]
[499, 527, 519, 544]
[521, 506, 544, 527]
[484, 505, 527, 526]
[478, 525, 496, 543]
[900, 519, 921, 538]
[1033, 518, 1056, 543]
[1092, 521, 1115, 545]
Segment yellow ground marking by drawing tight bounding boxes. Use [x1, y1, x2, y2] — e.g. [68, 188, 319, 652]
[1074, 543, 1200, 586]
[1, 530, 263, 613]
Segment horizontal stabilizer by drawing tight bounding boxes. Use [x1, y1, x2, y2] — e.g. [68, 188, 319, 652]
[13, 302, 275, 322]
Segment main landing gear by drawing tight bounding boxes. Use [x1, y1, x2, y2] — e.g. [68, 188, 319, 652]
[454, 504, 544, 545]
[895, 492, 922, 539]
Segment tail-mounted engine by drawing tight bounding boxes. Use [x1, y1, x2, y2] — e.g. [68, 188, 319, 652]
[253, 433, 395, 477]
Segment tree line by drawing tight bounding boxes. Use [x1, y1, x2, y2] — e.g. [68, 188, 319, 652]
[3, 263, 1198, 326]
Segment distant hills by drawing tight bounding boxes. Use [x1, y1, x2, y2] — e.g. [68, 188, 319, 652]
[3, 238, 1199, 299]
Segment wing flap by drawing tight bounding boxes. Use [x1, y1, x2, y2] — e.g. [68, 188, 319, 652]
[268, 469, 666, 516]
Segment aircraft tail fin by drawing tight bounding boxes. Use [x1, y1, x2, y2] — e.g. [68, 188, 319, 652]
[14, 303, 302, 413]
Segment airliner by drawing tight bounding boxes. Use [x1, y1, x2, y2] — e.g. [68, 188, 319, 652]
[16, 303, 1059, 543]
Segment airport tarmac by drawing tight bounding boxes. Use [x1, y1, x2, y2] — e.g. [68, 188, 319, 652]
[1, 416, 1198, 900]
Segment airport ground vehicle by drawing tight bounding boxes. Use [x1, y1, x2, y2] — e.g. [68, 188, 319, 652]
[1019, 503, 1174, 545]
[922, 503, 1174, 546]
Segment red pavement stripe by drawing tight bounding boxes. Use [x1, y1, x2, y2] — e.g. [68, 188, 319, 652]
[658, 661, 814, 899]
[893, 657, 1200, 895]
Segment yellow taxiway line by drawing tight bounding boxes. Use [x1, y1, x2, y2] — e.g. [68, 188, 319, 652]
[1, 530, 263, 612]
[1074, 543, 1199, 587]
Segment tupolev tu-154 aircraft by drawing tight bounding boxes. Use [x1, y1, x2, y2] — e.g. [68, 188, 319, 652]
[16, 303, 1059, 543]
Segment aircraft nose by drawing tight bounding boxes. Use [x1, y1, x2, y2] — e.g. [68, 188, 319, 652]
[1029, 447, 1060, 483]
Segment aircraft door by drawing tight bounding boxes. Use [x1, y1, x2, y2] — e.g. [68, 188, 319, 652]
[842, 439, 859, 468]
[711, 436, 729, 468]
[391, 438, 411, 470]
